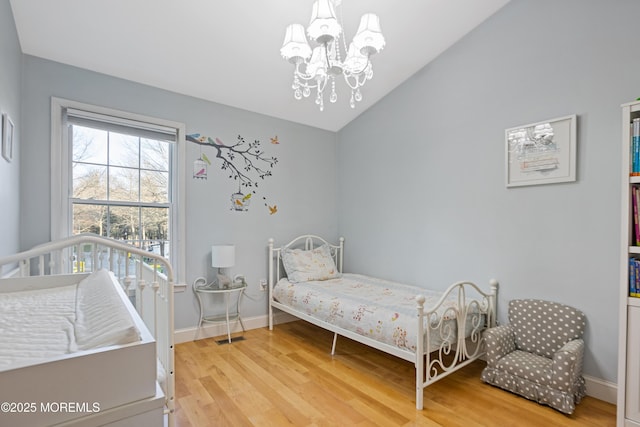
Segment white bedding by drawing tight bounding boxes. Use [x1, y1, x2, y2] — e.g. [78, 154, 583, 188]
[273, 273, 485, 353]
[0, 269, 141, 369]
[0, 284, 77, 367]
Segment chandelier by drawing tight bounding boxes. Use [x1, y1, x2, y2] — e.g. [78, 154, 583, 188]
[280, 0, 385, 111]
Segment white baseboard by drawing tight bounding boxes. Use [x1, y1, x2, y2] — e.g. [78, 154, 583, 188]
[174, 315, 618, 405]
[583, 374, 616, 404]
[174, 312, 296, 344]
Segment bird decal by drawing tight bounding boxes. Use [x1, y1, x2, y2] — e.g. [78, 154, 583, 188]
[270, 135, 279, 144]
[268, 205, 278, 215]
[190, 133, 208, 143]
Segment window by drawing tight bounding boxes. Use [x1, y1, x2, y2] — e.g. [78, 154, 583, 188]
[52, 98, 186, 284]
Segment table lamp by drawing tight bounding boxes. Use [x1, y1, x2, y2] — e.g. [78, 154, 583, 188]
[212, 244, 235, 289]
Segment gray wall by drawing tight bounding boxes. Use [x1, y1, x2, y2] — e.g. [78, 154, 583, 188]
[338, 0, 636, 383]
[10, 0, 633, 386]
[19, 56, 338, 329]
[0, 0, 21, 258]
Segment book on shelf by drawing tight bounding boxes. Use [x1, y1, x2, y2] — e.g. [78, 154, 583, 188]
[631, 257, 640, 297]
[634, 186, 640, 245]
[633, 118, 640, 176]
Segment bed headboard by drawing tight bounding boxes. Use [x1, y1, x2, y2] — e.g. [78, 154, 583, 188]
[268, 235, 344, 286]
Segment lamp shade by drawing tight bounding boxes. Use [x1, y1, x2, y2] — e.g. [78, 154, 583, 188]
[307, 0, 342, 44]
[211, 245, 235, 268]
[281, 23, 312, 63]
[352, 13, 385, 55]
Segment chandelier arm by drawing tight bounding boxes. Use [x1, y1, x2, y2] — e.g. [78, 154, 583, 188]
[294, 64, 321, 87]
[317, 75, 329, 94]
[343, 74, 359, 90]
[344, 55, 371, 77]
[343, 68, 368, 90]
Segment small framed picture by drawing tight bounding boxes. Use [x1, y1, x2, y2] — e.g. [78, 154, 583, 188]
[505, 114, 577, 187]
[2, 113, 14, 162]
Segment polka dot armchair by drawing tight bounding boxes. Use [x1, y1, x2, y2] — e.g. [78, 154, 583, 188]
[480, 299, 586, 414]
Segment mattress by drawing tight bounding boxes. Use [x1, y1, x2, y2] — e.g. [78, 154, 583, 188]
[0, 269, 141, 369]
[273, 273, 486, 353]
[0, 284, 77, 367]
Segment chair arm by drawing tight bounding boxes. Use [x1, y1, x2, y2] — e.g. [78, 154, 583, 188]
[483, 324, 515, 367]
[551, 338, 585, 392]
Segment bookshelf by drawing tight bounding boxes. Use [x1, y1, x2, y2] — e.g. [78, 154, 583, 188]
[618, 100, 640, 426]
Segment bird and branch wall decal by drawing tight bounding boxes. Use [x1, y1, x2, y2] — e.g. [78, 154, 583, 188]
[187, 133, 279, 214]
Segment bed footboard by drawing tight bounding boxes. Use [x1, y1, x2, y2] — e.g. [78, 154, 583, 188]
[415, 278, 499, 409]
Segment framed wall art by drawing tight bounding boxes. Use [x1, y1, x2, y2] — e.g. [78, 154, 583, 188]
[505, 114, 577, 187]
[2, 113, 14, 162]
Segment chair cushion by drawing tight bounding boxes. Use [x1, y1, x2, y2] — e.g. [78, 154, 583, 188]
[495, 350, 552, 386]
[509, 299, 586, 359]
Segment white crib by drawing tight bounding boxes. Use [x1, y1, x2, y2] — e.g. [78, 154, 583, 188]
[0, 233, 175, 427]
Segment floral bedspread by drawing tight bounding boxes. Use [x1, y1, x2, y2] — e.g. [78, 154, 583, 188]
[273, 273, 481, 353]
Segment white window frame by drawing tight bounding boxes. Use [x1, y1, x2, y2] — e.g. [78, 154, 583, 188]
[51, 97, 186, 286]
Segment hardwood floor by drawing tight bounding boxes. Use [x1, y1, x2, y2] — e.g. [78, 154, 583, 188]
[174, 321, 615, 426]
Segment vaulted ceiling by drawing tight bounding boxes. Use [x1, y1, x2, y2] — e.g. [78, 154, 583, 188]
[10, 0, 510, 131]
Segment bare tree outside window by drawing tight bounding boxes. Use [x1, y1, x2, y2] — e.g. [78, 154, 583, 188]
[71, 124, 172, 268]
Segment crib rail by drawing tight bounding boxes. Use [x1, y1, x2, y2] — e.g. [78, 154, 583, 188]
[0, 233, 175, 426]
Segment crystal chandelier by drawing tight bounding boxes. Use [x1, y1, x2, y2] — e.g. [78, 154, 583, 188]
[280, 0, 385, 111]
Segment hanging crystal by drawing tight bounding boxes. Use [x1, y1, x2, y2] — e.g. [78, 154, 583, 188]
[329, 79, 337, 103]
[354, 88, 362, 102]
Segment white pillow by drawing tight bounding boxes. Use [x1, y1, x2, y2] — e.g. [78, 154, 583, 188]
[74, 269, 141, 351]
[282, 244, 340, 283]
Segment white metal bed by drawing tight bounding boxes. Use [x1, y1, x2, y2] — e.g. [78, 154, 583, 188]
[0, 233, 175, 427]
[268, 235, 498, 410]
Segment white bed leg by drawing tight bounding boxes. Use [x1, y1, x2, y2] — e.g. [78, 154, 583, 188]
[415, 295, 426, 410]
[268, 238, 274, 331]
[331, 333, 338, 355]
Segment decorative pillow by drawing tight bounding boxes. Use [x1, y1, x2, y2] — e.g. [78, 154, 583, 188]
[282, 244, 340, 282]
